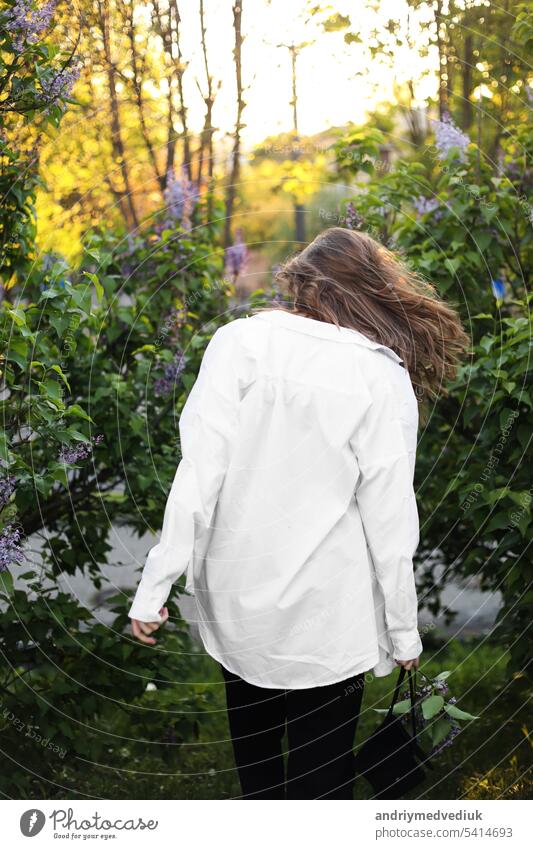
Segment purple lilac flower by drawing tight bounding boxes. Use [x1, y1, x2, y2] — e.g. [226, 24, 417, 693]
[0, 476, 17, 509]
[397, 676, 466, 758]
[154, 351, 186, 397]
[225, 229, 248, 280]
[413, 196, 441, 218]
[5, 0, 57, 52]
[58, 434, 104, 464]
[433, 113, 471, 162]
[163, 167, 196, 229]
[345, 202, 364, 230]
[434, 678, 449, 696]
[41, 58, 81, 104]
[0, 524, 24, 572]
[491, 278, 506, 300]
[431, 721, 461, 757]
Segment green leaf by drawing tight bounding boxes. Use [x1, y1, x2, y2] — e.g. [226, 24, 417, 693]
[71, 284, 92, 315]
[6, 307, 27, 327]
[132, 344, 156, 356]
[0, 433, 11, 462]
[444, 257, 461, 275]
[429, 716, 452, 747]
[65, 404, 94, 423]
[434, 670, 452, 681]
[422, 694, 445, 720]
[182, 373, 196, 392]
[392, 698, 412, 716]
[49, 364, 71, 389]
[83, 271, 104, 304]
[48, 313, 72, 338]
[0, 571, 14, 597]
[5, 339, 29, 368]
[68, 429, 90, 442]
[39, 287, 63, 300]
[43, 377, 64, 403]
[445, 704, 479, 721]
[51, 466, 69, 486]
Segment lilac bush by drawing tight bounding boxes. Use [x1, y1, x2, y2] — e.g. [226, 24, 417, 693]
[163, 167, 197, 229]
[225, 229, 248, 280]
[413, 196, 442, 218]
[433, 112, 471, 161]
[377, 669, 479, 760]
[58, 434, 104, 465]
[4, 0, 57, 52]
[345, 201, 365, 230]
[0, 475, 17, 510]
[154, 351, 186, 397]
[41, 58, 81, 106]
[0, 524, 24, 572]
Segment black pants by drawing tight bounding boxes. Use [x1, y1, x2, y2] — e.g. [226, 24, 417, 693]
[220, 663, 365, 799]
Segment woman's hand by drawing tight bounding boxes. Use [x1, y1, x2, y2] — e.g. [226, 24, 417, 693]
[395, 656, 420, 671]
[131, 607, 169, 645]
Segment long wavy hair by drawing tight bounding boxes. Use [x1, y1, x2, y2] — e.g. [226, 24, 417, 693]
[268, 227, 470, 397]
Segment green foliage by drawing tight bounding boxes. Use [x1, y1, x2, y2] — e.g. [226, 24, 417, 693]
[375, 667, 479, 755]
[0, 584, 209, 796]
[417, 300, 532, 675]
[335, 118, 532, 320]
[0, 1, 80, 287]
[335, 114, 532, 674]
[0, 220, 231, 795]
[2, 221, 229, 561]
[31, 640, 531, 800]
[0, 5, 233, 798]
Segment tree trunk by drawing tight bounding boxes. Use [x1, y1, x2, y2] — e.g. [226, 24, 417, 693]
[224, 2, 245, 248]
[124, 0, 164, 192]
[294, 204, 306, 244]
[461, 33, 473, 130]
[289, 44, 305, 245]
[152, 0, 189, 184]
[169, 0, 192, 180]
[196, 0, 218, 220]
[434, 0, 449, 119]
[98, 0, 139, 229]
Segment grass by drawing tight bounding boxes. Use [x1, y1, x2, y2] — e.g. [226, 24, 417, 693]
[45, 636, 532, 800]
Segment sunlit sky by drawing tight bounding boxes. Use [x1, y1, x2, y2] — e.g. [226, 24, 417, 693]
[171, 0, 439, 147]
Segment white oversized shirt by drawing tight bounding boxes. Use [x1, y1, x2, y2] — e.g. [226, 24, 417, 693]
[128, 308, 423, 688]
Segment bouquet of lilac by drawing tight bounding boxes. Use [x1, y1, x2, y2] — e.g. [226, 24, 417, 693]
[375, 670, 479, 758]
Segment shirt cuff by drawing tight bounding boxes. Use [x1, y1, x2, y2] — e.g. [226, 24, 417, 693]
[127, 580, 166, 623]
[390, 631, 423, 661]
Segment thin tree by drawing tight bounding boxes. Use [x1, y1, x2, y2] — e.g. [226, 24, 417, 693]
[96, 0, 139, 228]
[278, 41, 310, 245]
[434, 0, 450, 119]
[119, 0, 165, 191]
[195, 0, 220, 218]
[224, 1, 246, 248]
[153, 0, 192, 183]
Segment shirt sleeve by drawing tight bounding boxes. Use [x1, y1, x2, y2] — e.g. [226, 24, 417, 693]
[128, 322, 245, 623]
[351, 356, 423, 661]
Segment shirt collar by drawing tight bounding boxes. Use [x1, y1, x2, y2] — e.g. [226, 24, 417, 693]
[253, 309, 404, 365]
